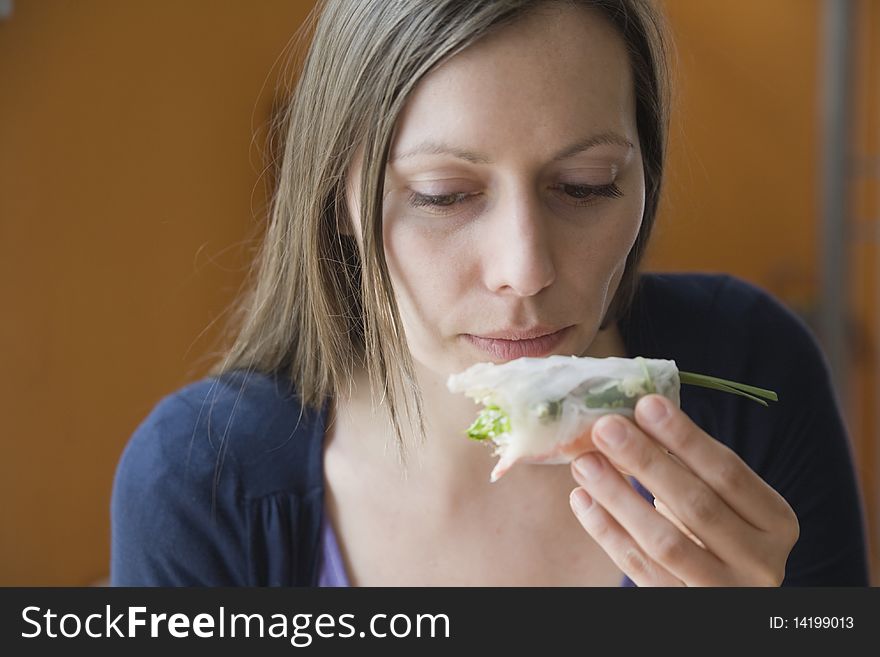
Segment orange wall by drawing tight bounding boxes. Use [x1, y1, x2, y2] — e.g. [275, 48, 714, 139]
[647, 0, 821, 309]
[1, 0, 876, 585]
[0, 0, 315, 585]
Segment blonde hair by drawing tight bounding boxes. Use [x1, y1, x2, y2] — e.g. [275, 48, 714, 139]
[207, 0, 672, 460]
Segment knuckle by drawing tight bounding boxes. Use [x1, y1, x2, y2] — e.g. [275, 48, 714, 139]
[781, 506, 800, 547]
[628, 445, 654, 474]
[652, 531, 689, 563]
[768, 492, 800, 545]
[663, 421, 693, 453]
[664, 433, 686, 455]
[619, 547, 651, 576]
[685, 490, 720, 526]
[589, 517, 613, 542]
[789, 513, 801, 545]
[715, 460, 745, 491]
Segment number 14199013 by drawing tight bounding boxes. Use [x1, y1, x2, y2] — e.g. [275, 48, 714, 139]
[769, 616, 855, 629]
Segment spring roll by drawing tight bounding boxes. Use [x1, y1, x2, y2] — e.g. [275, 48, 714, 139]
[447, 355, 680, 482]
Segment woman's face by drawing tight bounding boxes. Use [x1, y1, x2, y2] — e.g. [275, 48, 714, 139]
[348, 3, 645, 377]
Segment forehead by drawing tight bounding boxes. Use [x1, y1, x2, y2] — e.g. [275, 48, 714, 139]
[390, 4, 636, 162]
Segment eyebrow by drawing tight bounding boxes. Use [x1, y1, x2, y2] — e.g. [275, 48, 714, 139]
[390, 131, 635, 165]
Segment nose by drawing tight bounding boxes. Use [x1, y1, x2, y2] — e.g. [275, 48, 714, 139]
[481, 189, 557, 297]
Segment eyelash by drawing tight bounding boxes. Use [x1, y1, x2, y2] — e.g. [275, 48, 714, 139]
[407, 183, 624, 212]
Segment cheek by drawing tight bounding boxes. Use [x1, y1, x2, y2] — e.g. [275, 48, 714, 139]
[609, 202, 643, 264]
[596, 183, 644, 265]
[560, 198, 643, 277]
[382, 218, 471, 322]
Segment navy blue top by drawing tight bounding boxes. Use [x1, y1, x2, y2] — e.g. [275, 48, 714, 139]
[110, 273, 871, 586]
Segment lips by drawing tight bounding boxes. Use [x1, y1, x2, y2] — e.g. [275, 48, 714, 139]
[463, 326, 572, 360]
[474, 325, 566, 340]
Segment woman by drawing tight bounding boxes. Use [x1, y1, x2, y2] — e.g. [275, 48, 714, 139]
[111, 0, 870, 586]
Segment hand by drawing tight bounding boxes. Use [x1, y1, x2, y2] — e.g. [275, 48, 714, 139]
[568, 394, 799, 586]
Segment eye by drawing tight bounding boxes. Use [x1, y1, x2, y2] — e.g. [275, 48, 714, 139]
[557, 183, 624, 206]
[406, 191, 479, 216]
[408, 191, 474, 208]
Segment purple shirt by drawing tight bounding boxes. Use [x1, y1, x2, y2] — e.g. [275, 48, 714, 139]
[318, 512, 351, 586]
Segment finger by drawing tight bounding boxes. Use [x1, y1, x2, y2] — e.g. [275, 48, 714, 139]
[569, 487, 684, 587]
[657, 452, 708, 548]
[633, 394, 793, 532]
[592, 412, 762, 566]
[571, 452, 725, 586]
[654, 498, 706, 549]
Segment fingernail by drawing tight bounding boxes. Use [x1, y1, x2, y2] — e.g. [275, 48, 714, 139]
[570, 488, 593, 513]
[595, 416, 626, 448]
[574, 452, 602, 480]
[639, 395, 668, 424]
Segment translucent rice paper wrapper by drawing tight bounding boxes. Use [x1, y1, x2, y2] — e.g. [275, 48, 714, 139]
[447, 355, 680, 482]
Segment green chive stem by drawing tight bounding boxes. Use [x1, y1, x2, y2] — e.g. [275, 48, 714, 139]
[679, 371, 779, 406]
